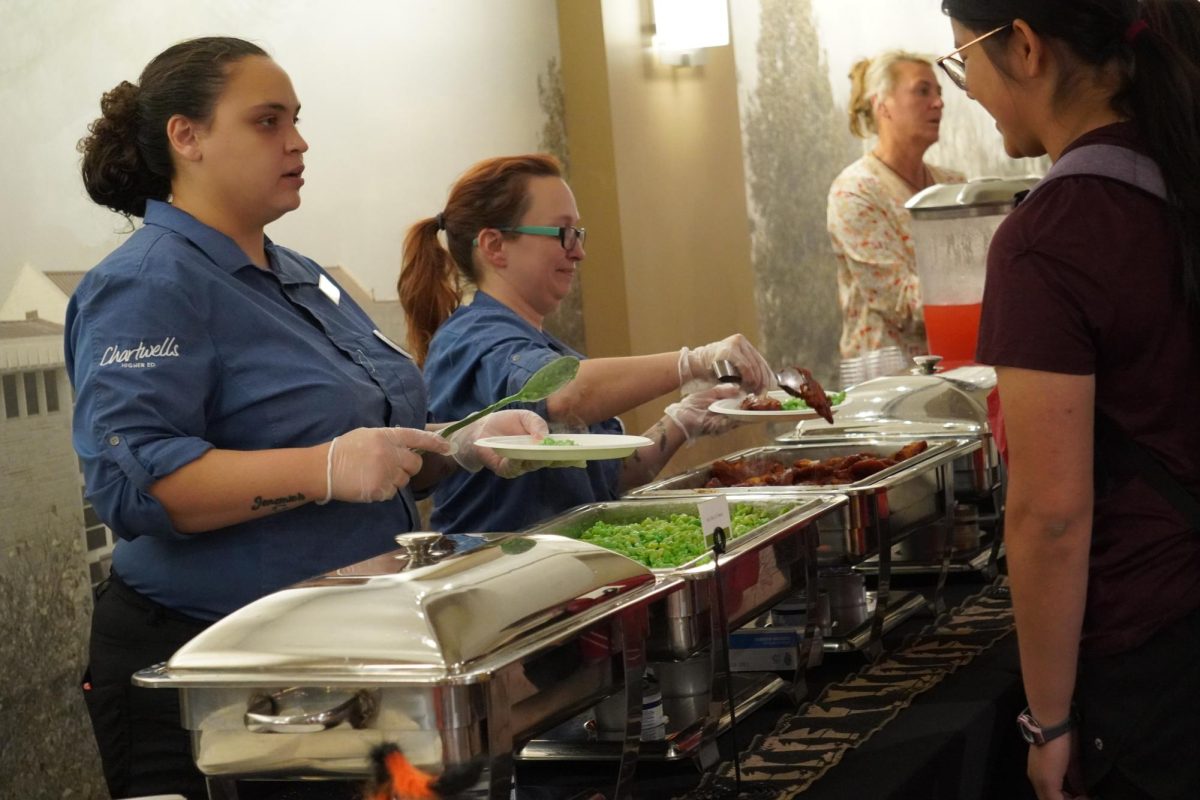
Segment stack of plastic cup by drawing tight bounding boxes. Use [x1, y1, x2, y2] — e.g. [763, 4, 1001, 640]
[839, 357, 865, 389]
[841, 346, 908, 389]
[864, 346, 906, 380]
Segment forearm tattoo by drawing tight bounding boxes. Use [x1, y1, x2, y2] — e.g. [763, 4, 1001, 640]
[632, 422, 671, 465]
[653, 421, 670, 452]
[250, 492, 307, 513]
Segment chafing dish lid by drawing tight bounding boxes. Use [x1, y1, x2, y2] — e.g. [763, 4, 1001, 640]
[789, 374, 988, 439]
[164, 534, 652, 678]
[906, 176, 1041, 219]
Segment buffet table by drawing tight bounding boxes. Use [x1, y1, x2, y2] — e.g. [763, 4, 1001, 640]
[217, 576, 1027, 800]
[160, 372, 1015, 800]
[512, 574, 1028, 800]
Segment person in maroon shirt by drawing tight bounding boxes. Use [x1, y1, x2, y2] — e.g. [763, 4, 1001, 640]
[939, 2, 1200, 799]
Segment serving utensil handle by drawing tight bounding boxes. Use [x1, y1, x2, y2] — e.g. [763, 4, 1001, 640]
[437, 390, 520, 438]
[413, 395, 515, 455]
[244, 688, 376, 733]
[713, 360, 742, 384]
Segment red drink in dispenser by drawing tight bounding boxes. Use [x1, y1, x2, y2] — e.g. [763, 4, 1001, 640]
[923, 302, 983, 368]
[907, 177, 1039, 370]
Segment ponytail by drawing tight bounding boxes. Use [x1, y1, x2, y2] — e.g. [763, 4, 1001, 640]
[1120, 8, 1200, 320]
[398, 218, 463, 366]
[847, 59, 874, 138]
[846, 51, 935, 139]
[398, 154, 563, 366]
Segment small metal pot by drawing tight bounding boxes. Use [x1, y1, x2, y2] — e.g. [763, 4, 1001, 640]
[651, 653, 713, 699]
[770, 589, 831, 635]
[820, 569, 868, 634]
[951, 503, 981, 552]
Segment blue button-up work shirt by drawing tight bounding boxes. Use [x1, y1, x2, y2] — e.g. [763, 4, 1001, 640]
[66, 201, 427, 620]
[425, 291, 622, 533]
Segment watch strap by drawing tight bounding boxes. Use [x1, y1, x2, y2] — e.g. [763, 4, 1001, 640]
[1017, 706, 1075, 746]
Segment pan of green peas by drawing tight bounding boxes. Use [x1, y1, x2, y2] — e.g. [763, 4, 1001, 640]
[528, 495, 836, 571]
[526, 493, 846, 660]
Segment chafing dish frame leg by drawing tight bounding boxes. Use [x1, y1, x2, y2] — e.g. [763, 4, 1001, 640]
[864, 501, 889, 662]
[789, 522, 822, 702]
[693, 556, 741, 774]
[984, 507, 1005, 581]
[929, 466, 957, 617]
[484, 668, 517, 800]
[983, 462, 1007, 581]
[205, 776, 239, 800]
[613, 608, 648, 800]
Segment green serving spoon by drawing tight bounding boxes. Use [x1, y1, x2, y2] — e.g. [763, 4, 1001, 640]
[437, 355, 580, 439]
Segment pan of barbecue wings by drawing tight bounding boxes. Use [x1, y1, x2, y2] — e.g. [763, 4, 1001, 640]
[629, 438, 980, 565]
[780, 374, 1000, 501]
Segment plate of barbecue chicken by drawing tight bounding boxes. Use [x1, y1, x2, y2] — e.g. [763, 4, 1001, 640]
[708, 389, 846, 424]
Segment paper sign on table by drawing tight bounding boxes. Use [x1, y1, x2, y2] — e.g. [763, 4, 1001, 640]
[698, 495, 733, 553]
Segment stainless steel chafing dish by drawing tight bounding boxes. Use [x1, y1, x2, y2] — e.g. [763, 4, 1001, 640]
[629, 438, 975, 567]
[133, 532, 676, 799]
[524, 494, 844, 661]
[518, 494, 842, 763]
[782, 373, 1000, 501]
[626, 439, 971, 655]
[784, 373, 1005, 576]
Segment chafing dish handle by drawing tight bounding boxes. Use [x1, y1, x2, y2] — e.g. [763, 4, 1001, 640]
[244, 689, 376, 733]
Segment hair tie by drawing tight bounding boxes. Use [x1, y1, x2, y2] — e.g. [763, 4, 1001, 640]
[1123, 19, 1149, 44]
[435, 212, 446, 231]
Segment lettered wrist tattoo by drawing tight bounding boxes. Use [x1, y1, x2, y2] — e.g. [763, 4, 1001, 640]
[250, 492, 307, 513]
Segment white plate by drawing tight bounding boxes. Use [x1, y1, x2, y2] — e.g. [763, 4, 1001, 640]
[473, 434, 654, 461]
[708, 390, 844, 423]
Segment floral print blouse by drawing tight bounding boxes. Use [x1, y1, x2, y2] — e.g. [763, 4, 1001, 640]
[827, 154, 964, 359]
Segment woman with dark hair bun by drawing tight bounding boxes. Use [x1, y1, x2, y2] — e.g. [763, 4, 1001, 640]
[70, 37, 546, 799]
[938, 1, 1200, 797]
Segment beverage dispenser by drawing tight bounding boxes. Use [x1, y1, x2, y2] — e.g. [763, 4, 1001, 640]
[906, 177, 1040, 368]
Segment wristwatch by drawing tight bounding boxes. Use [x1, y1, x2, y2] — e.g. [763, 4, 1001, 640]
[1016, 706, 1075, 746]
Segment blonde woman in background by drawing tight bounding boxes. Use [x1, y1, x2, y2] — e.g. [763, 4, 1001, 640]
[827, 51, 965, 360]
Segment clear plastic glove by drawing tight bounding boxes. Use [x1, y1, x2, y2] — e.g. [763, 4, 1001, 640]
[446, 409, 550, 478]
[664, 384, 742, 445]
[321, 426, 451, 503]
[678, 333, 773, 394]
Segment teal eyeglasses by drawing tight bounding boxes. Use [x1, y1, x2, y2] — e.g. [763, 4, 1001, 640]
[473, 225, 587, 250]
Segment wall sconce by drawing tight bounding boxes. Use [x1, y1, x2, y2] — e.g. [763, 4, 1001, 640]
[652, 0, 730, 67]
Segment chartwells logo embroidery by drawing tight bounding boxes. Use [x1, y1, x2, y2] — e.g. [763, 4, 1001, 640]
[100, 337, 181, 369]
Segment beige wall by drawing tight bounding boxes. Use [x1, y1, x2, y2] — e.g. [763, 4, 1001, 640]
[557, 0, 632, 363]
[558, 0, 766, 469]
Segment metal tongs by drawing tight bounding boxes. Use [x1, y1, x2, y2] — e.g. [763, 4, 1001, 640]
[713, 360, 836, 424]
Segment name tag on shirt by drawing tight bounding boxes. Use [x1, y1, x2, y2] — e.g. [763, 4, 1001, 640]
[374, 329, 414, 360]
[317, 273, 341, 306]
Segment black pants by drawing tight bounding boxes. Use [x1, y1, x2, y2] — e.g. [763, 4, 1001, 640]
[83, 573, 212, 800]
[1077, 603, 1200, 800]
